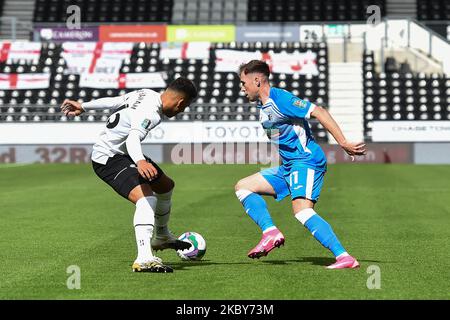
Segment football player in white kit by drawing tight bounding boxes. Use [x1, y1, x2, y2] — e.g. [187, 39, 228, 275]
[61, 78, 198, 273]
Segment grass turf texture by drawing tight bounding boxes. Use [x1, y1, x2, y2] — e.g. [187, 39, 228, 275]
[0, 163, 449, 299]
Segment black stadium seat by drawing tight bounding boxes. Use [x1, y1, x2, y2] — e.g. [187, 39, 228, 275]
[363, 51, 449, 140]
[248, 0, 386, 22]
[33, 0, 173, 23]
[417, 0, 450, 21]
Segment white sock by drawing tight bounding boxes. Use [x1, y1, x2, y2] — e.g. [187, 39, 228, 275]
[154, 190, 173, 236]
[134, 196, 157, 263]
[336, 252, 350, 259]
[294, 208, 317, 225]
[263, 226, 277, 233]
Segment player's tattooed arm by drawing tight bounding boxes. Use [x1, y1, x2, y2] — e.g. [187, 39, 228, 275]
[311, 106, 367, 160]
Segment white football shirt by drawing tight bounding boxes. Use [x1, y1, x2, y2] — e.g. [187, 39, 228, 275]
[81, 89, 163, 164]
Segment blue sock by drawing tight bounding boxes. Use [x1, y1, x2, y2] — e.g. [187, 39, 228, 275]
[296, 209, 346, 257]
[236, 190, 275, 232]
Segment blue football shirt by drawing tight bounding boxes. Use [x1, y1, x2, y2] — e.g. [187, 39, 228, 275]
[258, 87, 327, 171]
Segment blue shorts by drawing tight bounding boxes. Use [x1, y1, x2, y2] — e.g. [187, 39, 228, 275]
[260, 165, 325, 202]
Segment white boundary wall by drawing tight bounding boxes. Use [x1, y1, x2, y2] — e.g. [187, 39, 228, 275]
[0, 122, 268, 144]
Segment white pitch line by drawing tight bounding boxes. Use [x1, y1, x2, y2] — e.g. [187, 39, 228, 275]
[0, 163, 33, 169]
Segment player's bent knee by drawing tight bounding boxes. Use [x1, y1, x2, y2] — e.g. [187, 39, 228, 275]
[161, 174, 175, 190]
[167, 177, 175, 191]
[235, 180, 246, 192]
[292, 197, 315, 214]
[235, 177, 253, 192]
[128, 184, 153, 204]
[153, 174, 174, 194]
[236, 176, 265, 193]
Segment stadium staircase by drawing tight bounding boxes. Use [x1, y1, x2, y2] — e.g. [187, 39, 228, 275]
[171, 0, 248, 24]
[327, 62, 364, 144]
[0, 0, 34, 40]
[386, 0, 417, 19]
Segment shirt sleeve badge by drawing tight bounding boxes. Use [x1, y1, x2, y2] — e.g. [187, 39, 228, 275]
[293, 98, 308, 108]
[141, 119, 151, 129]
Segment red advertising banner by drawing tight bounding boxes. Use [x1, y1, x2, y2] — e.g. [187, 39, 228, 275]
[320, 143, 413, 164]
[99, 25, 166, 42]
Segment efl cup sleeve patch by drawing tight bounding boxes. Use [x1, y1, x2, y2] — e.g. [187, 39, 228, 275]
[292, 98, 309, 109]
[141, 118, 151, 130]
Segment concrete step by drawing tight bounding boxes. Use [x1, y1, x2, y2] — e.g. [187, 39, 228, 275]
[330, 74, 362, 80]
[329, 65, 362, 70]
[328, 61, 364, 142]
[329, 82, 363, 90]
[329, 68, 362, 74]
[386, 0, 416, 17]
[329, 71, 362, 77]
[3, 0, 34, 4]
[0, 0, 35, 40]
[2, 11, 34, 16]
[329, 91, 363, 99]
[328, 98, 362, 107]
[328, 108, 363, 116]
[329, 62, 362, 67]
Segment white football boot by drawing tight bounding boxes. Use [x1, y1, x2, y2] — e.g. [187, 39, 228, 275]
[132, 256, 173, 273]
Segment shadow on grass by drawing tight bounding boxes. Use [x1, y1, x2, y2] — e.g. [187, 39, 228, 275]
[124, 260, 254, 271]
[261, 257, 383, 266]
[171, 260, 255, 270]
[124, 257, 383, 270]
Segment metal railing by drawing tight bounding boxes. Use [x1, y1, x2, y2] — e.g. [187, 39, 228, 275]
[0, 17, 33, 41]
[363, 18, 449, 74]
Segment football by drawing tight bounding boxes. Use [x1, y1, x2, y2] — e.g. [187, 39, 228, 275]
[177, 232, 206, 261]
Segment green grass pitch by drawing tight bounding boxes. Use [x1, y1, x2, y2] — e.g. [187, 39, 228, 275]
[0, 163, 449, 299]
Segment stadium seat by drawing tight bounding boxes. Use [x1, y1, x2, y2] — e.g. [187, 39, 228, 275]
[363, 51, 449, 140]
[0, 40, 329, 142]
[33, 0, 173, 23]
[417, 0, 449, 21]
[248, 0, 386, 22]
[171, 0, 246, 24]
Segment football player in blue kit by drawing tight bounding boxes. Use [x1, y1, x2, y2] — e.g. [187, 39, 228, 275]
[235, 60, 366, 269]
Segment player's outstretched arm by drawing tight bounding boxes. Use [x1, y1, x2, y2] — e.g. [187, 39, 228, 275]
[80, 95, 127, 110]
[61, 95, 128, 117]
[310, 106, 366, 160]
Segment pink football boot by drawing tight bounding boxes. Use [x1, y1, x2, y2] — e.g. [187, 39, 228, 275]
[326, 254, 360, 269]
[248, 227, 285, 259]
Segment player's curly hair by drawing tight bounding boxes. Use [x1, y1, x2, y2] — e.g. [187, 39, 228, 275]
[168, 77, 198, 100]
[238, 60, 270, 79]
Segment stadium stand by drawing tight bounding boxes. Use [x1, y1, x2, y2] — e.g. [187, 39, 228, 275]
[2, 0, 447, 145]
[416, 0, 450, 39]
[0, 41, 329, 142]
[247, 0, 386, 22]
[417, 0, 450, 21]
[33, 0, 173, 23]
[363, 51, 449, 140]
[172, 0, 248, 24]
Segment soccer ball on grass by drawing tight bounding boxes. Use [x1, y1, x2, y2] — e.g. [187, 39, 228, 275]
[176, 232, 206, 261]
